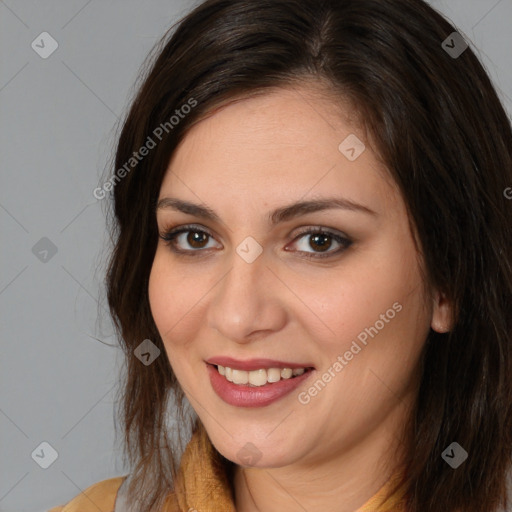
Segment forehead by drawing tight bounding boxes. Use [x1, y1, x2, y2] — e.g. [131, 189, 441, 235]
[160, 85, 400, 220]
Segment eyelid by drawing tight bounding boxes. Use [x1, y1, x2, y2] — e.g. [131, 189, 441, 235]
[287, 226, 352, 258]
[159, 223, 221, 250]
[158, 223, 352, 258]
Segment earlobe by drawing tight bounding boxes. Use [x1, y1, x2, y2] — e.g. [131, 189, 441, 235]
[430, 289, 454, 333]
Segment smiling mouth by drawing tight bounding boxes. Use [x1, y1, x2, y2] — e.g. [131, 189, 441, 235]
[211, 364, 314, 387]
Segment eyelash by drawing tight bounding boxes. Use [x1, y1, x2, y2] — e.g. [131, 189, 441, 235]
[158, 223, 352, 260]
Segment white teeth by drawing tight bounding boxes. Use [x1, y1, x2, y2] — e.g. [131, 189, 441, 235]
[215, 365, 308, 386]
[232, 369, 249, 385]
[267, 368, 281, 382]
[281, 368, 293, 379]
[248, 369, 267, 386]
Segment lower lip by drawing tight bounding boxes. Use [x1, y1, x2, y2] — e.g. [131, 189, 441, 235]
[206, 363, 314, 408]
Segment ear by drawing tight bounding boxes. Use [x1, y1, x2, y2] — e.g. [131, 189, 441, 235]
[430, 289, 454, 333]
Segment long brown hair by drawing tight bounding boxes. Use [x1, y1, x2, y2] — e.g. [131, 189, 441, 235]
[104, 0, 512, 510]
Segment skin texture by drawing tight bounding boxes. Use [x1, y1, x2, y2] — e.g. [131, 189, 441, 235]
[148, 84, 453, 512]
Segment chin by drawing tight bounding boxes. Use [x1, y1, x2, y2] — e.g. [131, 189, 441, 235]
[208, 429, 305, 469]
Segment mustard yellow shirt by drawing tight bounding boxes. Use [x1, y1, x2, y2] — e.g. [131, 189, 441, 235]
[49, 423, 406, 511]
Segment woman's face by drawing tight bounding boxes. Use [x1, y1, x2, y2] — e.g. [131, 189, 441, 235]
[149, 84, 451, 469]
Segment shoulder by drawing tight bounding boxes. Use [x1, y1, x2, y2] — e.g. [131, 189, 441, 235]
[48, 475, 127, 512]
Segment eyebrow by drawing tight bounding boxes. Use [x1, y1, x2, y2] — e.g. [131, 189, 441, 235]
[156, 196, 377, 225]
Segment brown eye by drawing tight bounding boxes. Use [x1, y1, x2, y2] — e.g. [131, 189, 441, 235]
[159, 225, 221, 253]
[308, 233, 333, 252]
[159, 224, 352, 260]
[186, 230, 209, 248]
[288, 228, 352, 259]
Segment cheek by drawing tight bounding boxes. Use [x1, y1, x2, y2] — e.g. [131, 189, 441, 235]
[315, 255, 429, 409]
[148, 249, 215, 368]
[148, 251, 195, 347]
[149, 256, 176, 336]
[148, 254, 190, 383]
[299, 247, 421, 351]
[300, 255, 430, 410]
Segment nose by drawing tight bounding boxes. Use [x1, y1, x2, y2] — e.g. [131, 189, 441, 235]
[206, 247, 288, 344]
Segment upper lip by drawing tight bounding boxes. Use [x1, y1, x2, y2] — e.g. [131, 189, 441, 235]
[205, 356, 315, 371]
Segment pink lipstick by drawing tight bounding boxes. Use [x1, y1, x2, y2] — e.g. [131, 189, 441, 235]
[205, 357, 315, 408]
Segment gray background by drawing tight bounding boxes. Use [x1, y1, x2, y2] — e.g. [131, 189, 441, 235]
[1, 1, 511, 511]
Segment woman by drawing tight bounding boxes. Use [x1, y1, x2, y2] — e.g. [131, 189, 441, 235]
[49, 0, 512, 510]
